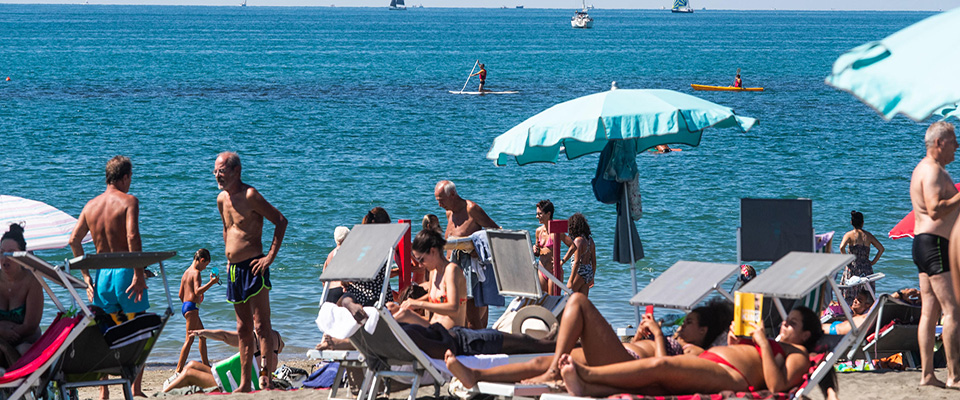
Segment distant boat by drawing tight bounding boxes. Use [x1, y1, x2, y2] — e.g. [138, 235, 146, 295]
[240, 0, 246, 6]
[516, 5, 524, 8]
[389, 0, 406, 10]
[571, 0, 593, 28]
[671, 0, 694, 13]
[691, 84, 763, 92]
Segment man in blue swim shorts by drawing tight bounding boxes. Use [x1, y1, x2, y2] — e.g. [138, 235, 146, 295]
[910, 121, 960, 388]
[69, 155, 149, 397]
[215, 151, 287, 392]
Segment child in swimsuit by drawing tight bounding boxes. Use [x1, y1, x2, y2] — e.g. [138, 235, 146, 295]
[176, 249, 220, 374]
[565, 213, 596, 296]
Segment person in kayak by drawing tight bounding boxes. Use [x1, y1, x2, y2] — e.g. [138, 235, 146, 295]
[734, 73, 742, 88]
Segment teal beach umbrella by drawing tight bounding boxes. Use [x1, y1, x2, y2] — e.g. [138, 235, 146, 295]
[485, 84, 757, 325]
[825, 8, 960, 121]
[486, 86, 757, 166]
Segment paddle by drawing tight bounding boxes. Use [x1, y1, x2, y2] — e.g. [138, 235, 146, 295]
[458, 60, 479, 94]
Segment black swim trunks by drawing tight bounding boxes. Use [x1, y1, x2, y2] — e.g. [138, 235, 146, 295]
[912, 233, 951, 276]
[449, 326, 504, 356]
[226, 254, 271, 304]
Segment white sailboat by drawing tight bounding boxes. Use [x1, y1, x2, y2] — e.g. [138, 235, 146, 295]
[571, 0, 593, 28]
[671, 0, 693, 13]
[389, 0, 406, 10]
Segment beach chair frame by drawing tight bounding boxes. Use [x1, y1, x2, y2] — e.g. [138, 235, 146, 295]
[0, 252, 94, 400]
[6, 251, 176, 400]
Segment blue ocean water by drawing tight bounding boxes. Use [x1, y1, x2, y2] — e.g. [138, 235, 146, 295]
[0, 5, 942, 364]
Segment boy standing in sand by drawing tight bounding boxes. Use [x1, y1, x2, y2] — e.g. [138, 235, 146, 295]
[176, 249, 220, 374]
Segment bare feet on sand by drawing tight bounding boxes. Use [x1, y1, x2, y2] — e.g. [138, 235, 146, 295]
[445, 350, 480, 389]
[920, 375, 946, 388]
[316, 335, 354, 350]
[558, 354, 585, 396]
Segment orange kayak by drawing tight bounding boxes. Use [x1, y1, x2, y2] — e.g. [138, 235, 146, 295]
[691, 84, 764, 92]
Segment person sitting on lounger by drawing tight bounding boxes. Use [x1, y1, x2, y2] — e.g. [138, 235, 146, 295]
[823, 289, 874, 336]
[551, 306, 822, 397]
[391, 229, 467, 329]
[444, 294, 733, 388]
[0, 224, 43, 369]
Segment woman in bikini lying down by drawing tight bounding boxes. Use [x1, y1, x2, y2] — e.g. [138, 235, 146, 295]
[444, 294, 732, 389]
[556, 306, 822, 397]
[390, 229, 467, 330]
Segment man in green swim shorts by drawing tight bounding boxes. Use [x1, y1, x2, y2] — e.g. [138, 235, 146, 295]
[214, 151, 287, 392]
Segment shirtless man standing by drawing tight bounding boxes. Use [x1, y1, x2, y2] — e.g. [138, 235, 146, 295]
[69, 155, 148, 398]
[911, 121, 960, 388]
[435, 180, 500, 329]
[214, 152, 287, 392]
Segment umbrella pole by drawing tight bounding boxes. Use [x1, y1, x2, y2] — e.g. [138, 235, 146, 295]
[624, 182, 640, 327]
[459, 60, 479, 94]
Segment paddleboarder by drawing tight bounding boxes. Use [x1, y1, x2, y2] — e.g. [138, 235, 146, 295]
[470, 63, 487, 92]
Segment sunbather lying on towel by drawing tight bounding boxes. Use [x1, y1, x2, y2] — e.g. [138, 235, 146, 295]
[163, 328, 284, 393]
[444, 294, 733, 389]
[822, 289, 873, 336]
[552, 306, 822, 396]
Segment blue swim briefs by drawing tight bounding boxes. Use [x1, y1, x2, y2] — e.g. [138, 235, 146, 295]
[181, 301, 199, 316]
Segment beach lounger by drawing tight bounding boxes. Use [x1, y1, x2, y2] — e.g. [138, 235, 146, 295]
[846, 294, 925, 367]
[319, 223, 444, 400]
[737, 251, 859, 399]
[0, 252, 93, 400]
[52, 252, 176, 400]
[486, 229, 571, 337]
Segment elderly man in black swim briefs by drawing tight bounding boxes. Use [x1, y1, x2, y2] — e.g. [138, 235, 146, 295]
[215, 151, 288, 392]
[911, 121, 960, 388]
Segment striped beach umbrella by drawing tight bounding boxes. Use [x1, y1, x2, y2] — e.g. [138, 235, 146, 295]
[0, 195, 92, 251]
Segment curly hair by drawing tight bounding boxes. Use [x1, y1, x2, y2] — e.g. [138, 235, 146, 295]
[690, 298, 734, 348]
[567, 213, 591, 238]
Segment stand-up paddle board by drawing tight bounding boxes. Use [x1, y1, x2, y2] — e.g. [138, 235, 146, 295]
[449, 90, 519, 94]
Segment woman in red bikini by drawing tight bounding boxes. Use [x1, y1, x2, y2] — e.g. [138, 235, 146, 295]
[444, 295, 732, 389]
[557, 306, 822, 397]
[391, 229, 467, 330]
[533, 200, 576, 294]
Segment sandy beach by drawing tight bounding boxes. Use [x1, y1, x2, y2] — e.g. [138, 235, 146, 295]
[69, 360, 960, 400]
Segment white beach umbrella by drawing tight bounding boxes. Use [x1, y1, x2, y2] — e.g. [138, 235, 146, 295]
[0, 195, 92, 251]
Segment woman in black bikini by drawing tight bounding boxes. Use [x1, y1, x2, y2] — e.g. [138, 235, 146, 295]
[0, 224, 43, 369]
[557, 307, 822, 397]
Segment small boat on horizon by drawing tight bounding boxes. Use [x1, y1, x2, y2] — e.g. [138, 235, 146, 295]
[671, 0, 694, 13]
[389, 0, 406, 10]
[571, 0, 593, 29]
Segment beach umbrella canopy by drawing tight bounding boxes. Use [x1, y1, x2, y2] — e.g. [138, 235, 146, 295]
[825, 8, 960, 121]
[887, 183, 960, 240]
[485, 85, 758, 325]
[486, 87, 757, 166]
[0, 195, 92, 251]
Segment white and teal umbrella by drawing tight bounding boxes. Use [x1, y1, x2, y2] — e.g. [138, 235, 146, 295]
[826, 8, 960, 121]
[485, 85, 757, 325]
[486, 87, 757, 166]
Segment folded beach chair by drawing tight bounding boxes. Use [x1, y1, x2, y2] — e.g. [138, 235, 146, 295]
[54, 252, 176, 400]
[486, 229, 572, 337]
[847, 294, 925, 367]
[0, 252, 93, 400]
[318, 223, 445, 400]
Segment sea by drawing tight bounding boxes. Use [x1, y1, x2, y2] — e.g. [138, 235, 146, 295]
[0, 5, 943, 365]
